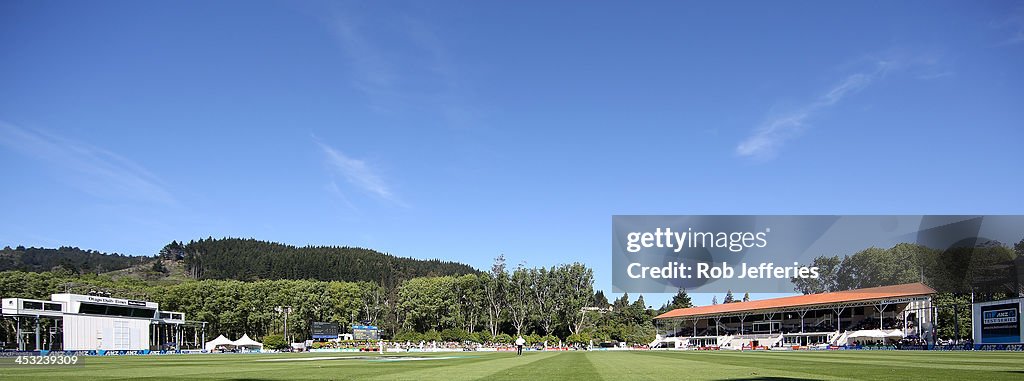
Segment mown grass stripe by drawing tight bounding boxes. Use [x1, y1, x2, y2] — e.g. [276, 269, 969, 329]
[372, 352, 555, 381]
[641, 351, 1024, 380]
[3, 350, 1024, 380]
[629, 351, 851, 380]
[703, 351, 1024, 372]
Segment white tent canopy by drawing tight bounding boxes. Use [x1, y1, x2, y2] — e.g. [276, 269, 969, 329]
[204, 335, 235, 351]
[233, 334, 264, 350]
[204, 334, 264, 352]
[848, 329, 904, 340]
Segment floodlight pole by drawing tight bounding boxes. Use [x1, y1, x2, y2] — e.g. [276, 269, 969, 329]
[275, 306, 293, 343]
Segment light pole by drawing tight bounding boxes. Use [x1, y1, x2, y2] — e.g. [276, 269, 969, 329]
[275, 306, 292, 344]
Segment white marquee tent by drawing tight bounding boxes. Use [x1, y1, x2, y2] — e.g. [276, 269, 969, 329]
[204, 334, 264, 352]
[233, 334, 264, 351]
[204, 335, 235, 351]
[846, 329, 905, 344]
[847, 329, 904, 339]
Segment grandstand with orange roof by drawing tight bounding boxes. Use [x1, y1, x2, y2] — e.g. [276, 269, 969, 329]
[651, 283, 937, 350]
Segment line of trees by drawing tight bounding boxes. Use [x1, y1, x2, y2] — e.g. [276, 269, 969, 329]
[390, 257, 600, 344]
[0, 257, 665, 345]
[0, 246, 145, 274]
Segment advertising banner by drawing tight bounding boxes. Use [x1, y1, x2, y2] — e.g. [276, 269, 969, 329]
[980, 303, 1020, 344]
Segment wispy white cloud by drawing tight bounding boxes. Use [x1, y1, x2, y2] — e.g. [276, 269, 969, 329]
[331, 17, 398, 107]
[992, 6, 1024, 45]
[736, 62, 891, 159]
[916, 70, 954, 80]
[327, 12, 478, 128]
[316, 140, 402, 205]
[324, 179, 359, 211]
[0, 121, 174, 204]
[820, 73, 873, 105]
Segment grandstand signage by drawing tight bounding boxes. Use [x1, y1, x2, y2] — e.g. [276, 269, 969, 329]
[87, 296, 141, 306]
[311, 322, 340, 339]
[877, 296, 928, 305]
[66, 295, 159, 309]
[612, 215, 1024, 293]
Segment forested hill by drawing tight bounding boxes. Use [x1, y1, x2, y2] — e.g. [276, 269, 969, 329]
[0, 246, 146, 274]
[2, 238, 479, 286]
[180, 237, 478, 285]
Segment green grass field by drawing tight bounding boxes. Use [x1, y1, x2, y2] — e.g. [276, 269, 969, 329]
[3, 350, 1023, 380]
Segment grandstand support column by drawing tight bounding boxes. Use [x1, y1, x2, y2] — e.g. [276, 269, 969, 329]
[831, 307, 847, 333]
[34, 316, 40, 351]
[875, 303, 889, 330]
[953, 304, 960, 344]
[16, 317, 23, 351]
[714, 317, 721, 336]
[921, 305, 929, 337]
[902, 308, 907, 337]
[738, 314, 748, 335]
[692, 319, 697, 337]
[798, 310, 808, 333]
[931, 298, 937, 345]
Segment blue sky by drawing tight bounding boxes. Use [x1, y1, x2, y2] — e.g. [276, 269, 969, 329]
[2, 1, 1023, 307]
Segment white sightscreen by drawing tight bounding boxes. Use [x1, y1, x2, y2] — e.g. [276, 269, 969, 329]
[63, 315, 150, 351]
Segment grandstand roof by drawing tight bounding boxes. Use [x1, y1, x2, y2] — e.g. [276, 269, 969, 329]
[654, 283, 935, 320]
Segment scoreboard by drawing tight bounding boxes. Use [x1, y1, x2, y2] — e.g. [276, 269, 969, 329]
[352, 325, 380, 340]
[311, 322, 340, 339]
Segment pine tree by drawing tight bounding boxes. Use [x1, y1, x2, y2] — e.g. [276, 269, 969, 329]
[742, 292, 750, 302]
[712, 296, 718, 305]
[593, 290, 610, 308]
[669, 288, 693, 309]
[723, 290, 735, 303]
[613, 293, 631, 310]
